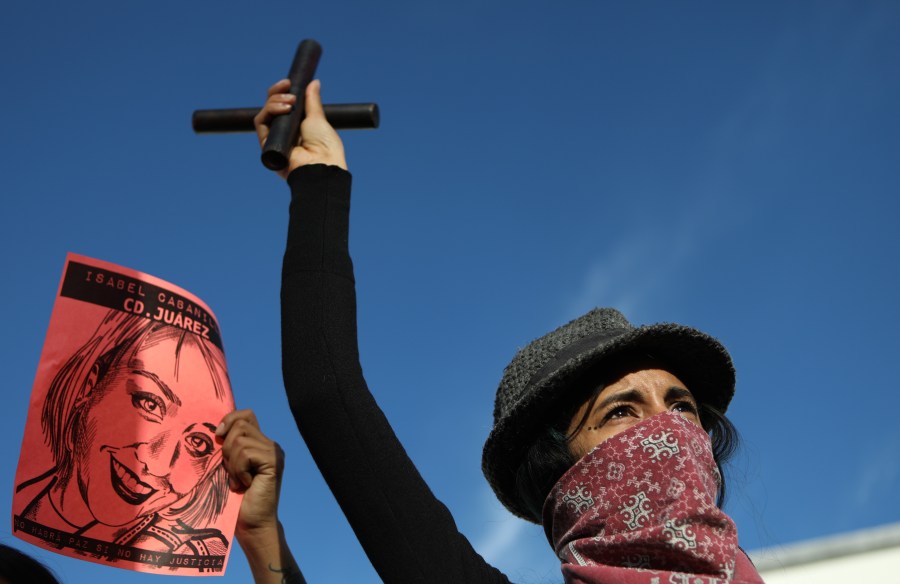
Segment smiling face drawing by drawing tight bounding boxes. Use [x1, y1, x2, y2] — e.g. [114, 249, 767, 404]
[72, 333, 226, 527]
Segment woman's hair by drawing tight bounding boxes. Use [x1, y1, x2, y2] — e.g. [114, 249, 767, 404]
[40, 309, 232, 526]
[514, 354, 740, 523]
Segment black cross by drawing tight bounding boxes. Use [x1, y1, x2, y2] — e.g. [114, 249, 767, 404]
[192, 39, 379, 170]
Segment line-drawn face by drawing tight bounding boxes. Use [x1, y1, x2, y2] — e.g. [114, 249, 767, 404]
[73, 334, 225, 526]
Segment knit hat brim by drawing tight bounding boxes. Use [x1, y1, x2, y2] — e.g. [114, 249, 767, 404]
[482, 322, 735, 523]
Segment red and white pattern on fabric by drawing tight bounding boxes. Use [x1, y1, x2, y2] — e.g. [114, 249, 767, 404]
[542, 411, 765, 583]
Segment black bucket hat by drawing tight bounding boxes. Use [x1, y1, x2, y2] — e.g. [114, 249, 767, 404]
[481, 307, 735, 522]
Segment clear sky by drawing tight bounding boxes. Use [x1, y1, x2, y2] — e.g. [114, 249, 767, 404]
[2, 1, 899, 582]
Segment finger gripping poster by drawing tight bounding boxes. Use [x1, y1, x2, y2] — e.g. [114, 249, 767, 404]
[12, 253, 241, 576]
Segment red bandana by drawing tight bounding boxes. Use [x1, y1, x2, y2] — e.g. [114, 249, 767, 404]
[543, 411, 764, 583]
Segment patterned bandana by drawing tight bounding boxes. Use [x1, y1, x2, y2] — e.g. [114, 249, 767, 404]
[543, 411, 764, 584]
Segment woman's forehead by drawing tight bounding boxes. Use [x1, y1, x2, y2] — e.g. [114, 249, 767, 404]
[583, 353, 687, 389]
[602, 367, 689, 392]
[128, 335, 227, 398]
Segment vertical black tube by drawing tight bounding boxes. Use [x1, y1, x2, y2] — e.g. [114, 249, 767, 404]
[261, 39, 323, 171]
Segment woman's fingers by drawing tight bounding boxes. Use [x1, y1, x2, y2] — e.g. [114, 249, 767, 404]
[303, 79, 325, 121]
[228, 442, 275, 491]
[217, 408, 259, 437]
[253, 79, 296, 148]
[253, 78, 348, 174]
[217, 410, 281, 492]
[267, 78, 291, 97]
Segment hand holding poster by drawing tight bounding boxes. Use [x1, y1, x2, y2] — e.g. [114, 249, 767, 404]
[12, 253, 241, 576]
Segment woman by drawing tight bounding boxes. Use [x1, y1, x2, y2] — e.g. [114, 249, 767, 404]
[12, 403, 300, 583]
[15, 306, 301, 580]
[259, 79, 764, 583]
[16, 310, 234, 567]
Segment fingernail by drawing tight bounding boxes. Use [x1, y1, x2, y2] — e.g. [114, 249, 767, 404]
[216, 423, 226, 436]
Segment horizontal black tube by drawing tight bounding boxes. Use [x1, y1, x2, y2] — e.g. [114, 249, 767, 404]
[192, 103, 380, 133]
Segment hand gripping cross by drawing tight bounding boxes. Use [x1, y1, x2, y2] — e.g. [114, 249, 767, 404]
[192, 39, 379, 170]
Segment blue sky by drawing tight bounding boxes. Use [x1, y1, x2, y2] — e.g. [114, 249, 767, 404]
[2, 1, 899, 582]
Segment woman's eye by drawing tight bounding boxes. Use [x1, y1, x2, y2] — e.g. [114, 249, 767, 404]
[605, 405, 633, 421]
[185, 433, 214, 458]
[131, 392, 165, 420]
[672, 401, 698, 415]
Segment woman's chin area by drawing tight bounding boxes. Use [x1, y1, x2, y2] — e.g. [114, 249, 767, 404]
[82, 455, 178, 527]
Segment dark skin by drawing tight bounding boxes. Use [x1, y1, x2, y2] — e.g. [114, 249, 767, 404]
[217, 409, 304, 584]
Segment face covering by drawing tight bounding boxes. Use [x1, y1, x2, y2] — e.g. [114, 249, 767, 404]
[543, 411, 764, 584]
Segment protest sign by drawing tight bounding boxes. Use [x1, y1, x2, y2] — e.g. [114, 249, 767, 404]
[13, 253, 240, 576]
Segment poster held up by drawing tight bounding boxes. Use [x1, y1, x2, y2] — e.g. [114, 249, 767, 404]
[12, 253, 241, 576]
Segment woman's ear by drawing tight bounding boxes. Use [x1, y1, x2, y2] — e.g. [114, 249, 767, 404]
[76, 344, 121, 412]
[71, 362, 102, 416]
[66, 362, 102, 456]
[85, 362, 100, 392]
[80, 362, 102, 401]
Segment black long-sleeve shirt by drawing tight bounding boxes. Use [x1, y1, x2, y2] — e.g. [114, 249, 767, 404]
[281, 165, 512, 584]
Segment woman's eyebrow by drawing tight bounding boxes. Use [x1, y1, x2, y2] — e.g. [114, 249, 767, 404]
[665, 385, 697, 407]
[131, 369, 182, 406]
[665, 386, 695, 403]
[184, 422, 219, 433]
[593, 388, 643, 414]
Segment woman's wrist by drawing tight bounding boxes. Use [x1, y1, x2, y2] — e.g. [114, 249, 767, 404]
[236, 519, 282, 555]
[238, 521, 305, 584]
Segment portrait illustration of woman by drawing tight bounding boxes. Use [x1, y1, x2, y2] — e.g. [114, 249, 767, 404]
[14, 308, 236, 570]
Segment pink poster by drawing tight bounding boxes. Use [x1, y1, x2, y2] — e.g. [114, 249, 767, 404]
[12, 253, 241, 576]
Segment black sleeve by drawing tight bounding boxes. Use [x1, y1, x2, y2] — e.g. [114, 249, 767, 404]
[280, 164, 512, 584]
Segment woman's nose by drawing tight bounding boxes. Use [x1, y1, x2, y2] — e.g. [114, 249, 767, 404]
[645, 399, 670, 418]
[135, 431, 179, 478]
